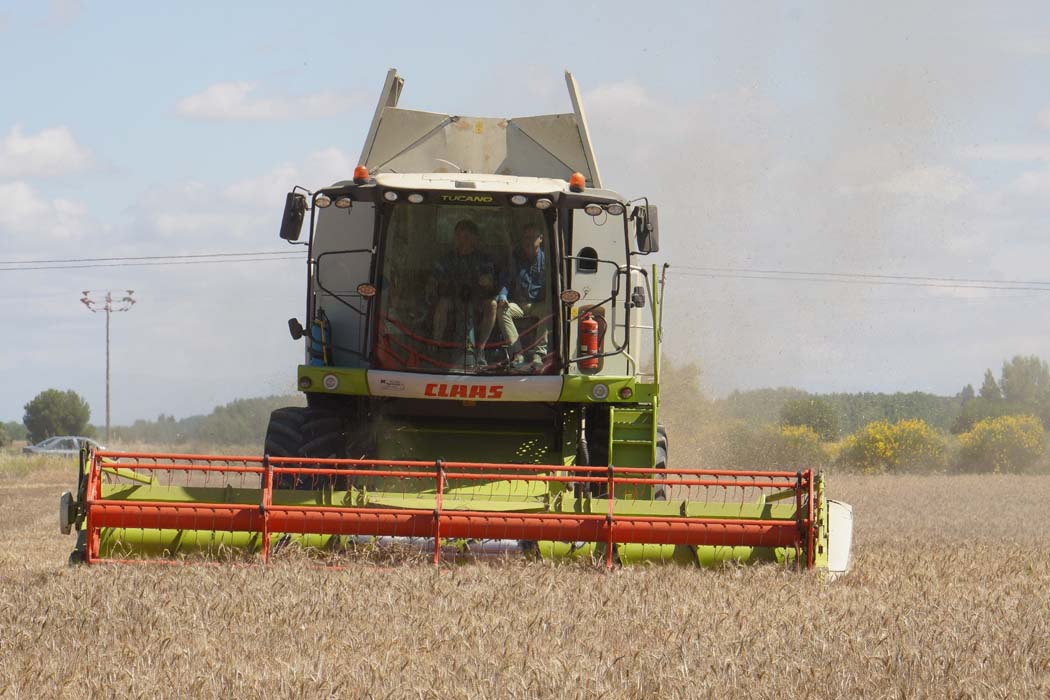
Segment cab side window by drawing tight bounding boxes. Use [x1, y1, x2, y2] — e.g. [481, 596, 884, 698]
[576, 246, 598, 273]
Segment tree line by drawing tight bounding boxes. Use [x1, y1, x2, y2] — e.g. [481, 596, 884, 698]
[3, 390, 303, 448]
[661, 355, 1050, 474]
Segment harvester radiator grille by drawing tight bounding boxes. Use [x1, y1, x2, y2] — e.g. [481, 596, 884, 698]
[79, 451, 817, 568]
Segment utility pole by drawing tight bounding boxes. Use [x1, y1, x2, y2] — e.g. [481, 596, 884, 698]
[81, 290, 135, 442]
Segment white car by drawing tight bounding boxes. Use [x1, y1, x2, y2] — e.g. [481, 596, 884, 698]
[22, 436, 104, 456]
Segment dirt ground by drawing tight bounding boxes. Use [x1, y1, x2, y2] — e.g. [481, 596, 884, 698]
[1, 454, 1048, 699]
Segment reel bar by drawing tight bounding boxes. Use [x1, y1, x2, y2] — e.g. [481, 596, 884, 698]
[94, 451, 806, 478]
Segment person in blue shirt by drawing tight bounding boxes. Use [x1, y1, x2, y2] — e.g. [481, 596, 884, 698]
[429, 219, 498, 367]
[497, 224, 547, 368]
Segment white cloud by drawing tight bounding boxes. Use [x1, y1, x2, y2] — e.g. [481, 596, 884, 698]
[0, 181, 90, 240]
[1001, 34, 1050, 56]
[879, 165, 975, 202]
[0, 124, 93, 178]
[586, 81, 650, 111]
[958, 142, 1050, 162]
[46, 0, 82, 26]
[836, 162, 976, 203]
[1009, 169, 1050, 196]
[222, 148, 355, 204]
[126, 148, 357, 245]
[176, 82, 361, 121]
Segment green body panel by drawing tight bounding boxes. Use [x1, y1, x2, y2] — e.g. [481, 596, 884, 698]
[296, 365, 658, 405]
[297, 366, 369, 395]
[100, 530, 796, 566]
[557, 376, 656, 404]
[607, 405, 658, 498]
[538, 541, 790, 566]
[374, 419, 560, 465]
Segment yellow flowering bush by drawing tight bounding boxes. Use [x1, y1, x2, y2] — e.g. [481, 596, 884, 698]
[837, 419, 947, 474]
[955, 415, 1045, 474]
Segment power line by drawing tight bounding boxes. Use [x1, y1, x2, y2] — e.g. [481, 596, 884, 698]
[0, 255, 304, 273]
[676, 265, 1050, 288]
[675, 269, 1050, 293]
[0, 250, 303, 265]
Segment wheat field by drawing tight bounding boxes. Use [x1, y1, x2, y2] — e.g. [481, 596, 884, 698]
[1, 455, 1048, 699]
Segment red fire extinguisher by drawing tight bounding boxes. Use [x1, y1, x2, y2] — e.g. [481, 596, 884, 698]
[580, 312, 599, 371]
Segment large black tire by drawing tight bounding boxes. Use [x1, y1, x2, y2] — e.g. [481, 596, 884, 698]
[264, 407, 346, 489]
[585, 408, 611, 497]
[654, 424, 669, 500]
[653, 444, 669, 500]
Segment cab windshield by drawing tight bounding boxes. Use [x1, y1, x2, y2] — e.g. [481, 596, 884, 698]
[375, 201, 558, 375]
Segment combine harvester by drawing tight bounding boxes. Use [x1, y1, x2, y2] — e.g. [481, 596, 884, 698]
[61, 69, 853, 572]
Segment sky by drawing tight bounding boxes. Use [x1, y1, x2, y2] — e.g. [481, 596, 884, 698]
[2, 1, 1050, 424]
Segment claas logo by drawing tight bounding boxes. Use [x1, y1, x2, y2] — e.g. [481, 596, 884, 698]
[424, 383, 504, 399]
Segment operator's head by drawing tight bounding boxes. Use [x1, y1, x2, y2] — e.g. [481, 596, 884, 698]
[453, 219, 479, 255]
[518, 224, 543, 260]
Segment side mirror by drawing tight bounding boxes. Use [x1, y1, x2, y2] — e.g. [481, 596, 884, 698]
[288, 318, 305, 340]
[634, 204, 660, 254]
[279, 192, 307, 241]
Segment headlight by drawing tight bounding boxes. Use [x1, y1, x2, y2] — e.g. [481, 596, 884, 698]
[322, 374, 340, 391]
[590, 383, 609, 401]
[606, 203, 625, 216]
[407, 193, 424, 204]
[334, 197, 352, 209]
[510, 194, 527, 205]
[584, 203, 603, 217]
[383, 191, 399, 202]
[535, 198, 552, 210]
[315, 194, 332, 209]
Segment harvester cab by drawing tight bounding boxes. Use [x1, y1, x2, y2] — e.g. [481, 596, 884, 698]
[63, 69, 853, 573]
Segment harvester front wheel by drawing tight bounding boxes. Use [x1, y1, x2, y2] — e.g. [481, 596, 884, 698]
[653, 424, 669, 500]
[653, 444, 668, 500]
[264, 407, 346, 489]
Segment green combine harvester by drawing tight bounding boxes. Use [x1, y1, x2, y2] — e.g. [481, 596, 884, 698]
[61, 69, 853, 572]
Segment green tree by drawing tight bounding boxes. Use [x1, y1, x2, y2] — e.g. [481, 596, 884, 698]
[23, 389, 92, 443]
[719, 387, 807, 426]
[0, 423, 8, 448]
[811, 391, 958, 433]
[958, 384, 975, 402]
[779, 397, 839, 441]
[979, 369, 1002, 400]
[1000, 355, 1050, 405]
[951, 397, 1023, 434]
[111, 394, 306, 447]
[3, 421, 28, 442]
